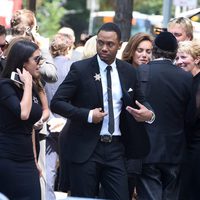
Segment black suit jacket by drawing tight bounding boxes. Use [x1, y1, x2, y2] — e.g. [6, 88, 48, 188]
[138, 60, 193, 163]
[0, 57, 6, 73]
[51, 55, 150, 163]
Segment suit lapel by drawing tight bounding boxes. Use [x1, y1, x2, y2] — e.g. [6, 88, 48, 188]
[116, 59, 126, 93]
[90, 57, 131, 108]
[90, 56, 104, 108]
[116, 59, 133, 106]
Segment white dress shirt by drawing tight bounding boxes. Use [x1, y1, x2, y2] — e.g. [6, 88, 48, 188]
[88, 56, 123, 136]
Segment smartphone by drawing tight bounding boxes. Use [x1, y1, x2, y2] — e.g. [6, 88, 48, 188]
[10, 72, 23, 85]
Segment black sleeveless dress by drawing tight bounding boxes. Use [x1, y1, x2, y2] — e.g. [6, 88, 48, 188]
[0, 79, 42, 200]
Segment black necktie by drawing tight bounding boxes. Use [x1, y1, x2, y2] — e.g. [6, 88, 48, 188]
[106, 66, 114, 134]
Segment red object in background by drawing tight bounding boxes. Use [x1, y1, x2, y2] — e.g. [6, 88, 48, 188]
[0, 0, 22, 28]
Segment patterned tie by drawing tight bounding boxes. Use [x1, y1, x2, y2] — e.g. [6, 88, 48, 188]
[106, 66, 115, 134]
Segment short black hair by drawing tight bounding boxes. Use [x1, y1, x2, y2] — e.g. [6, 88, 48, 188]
[0, 25, 6, 36]
[97, 22, 121, 41]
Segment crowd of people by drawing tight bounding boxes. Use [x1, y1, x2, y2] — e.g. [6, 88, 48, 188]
[0, 8, 199, 200]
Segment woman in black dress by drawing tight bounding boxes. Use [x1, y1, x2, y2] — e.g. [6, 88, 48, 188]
[0, 37, 49, 200]
[176, 40, 200, 199]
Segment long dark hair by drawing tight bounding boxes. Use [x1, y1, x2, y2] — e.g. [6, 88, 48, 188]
[1, 38, 39, 79]
[1, 38, 43, 92]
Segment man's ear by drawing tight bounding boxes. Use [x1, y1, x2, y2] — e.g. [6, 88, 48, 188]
[118, 41, 123, 50]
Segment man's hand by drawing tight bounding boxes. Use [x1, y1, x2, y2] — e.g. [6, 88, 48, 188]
[92, 108, 107, 124]
[126, 100, 154, 122]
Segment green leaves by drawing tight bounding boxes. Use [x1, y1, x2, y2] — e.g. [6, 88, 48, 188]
[36, 0, 66, 38]
[134, 0, 163, 15]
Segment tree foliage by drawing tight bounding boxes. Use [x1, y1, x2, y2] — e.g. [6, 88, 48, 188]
[134, 0, 163, 15]
[36, 0, 65, 38]
[35, 0, 200, 42]
[99, 0, 116, 10]
[99, 0, 163, 15]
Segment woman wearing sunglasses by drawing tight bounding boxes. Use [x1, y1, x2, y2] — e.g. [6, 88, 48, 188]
[0, 38, 49, 200]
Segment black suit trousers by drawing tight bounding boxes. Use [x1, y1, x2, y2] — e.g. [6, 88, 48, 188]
[137, 163, 181, 200]
[69, 138, 129, 200]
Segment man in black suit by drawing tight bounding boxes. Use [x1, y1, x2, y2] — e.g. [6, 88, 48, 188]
[50, 22, 154, 200]
[134, 32, 193, 200]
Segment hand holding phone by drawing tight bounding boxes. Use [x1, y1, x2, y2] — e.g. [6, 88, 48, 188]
[10, 72, 23, 85]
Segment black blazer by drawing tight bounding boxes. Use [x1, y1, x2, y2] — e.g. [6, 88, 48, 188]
[51, 55, 150, 163]
[138, 60, 193, 163]
[185, 72, 200, 147]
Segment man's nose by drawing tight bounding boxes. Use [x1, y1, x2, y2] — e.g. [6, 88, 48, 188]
[102, 44, 108, 51]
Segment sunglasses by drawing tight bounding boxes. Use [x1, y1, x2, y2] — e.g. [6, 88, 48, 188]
[35, 25, 39, 32]
[33, 55, 45, 65]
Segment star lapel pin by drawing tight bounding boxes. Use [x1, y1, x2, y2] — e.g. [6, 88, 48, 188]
[94, 73, 101, 81]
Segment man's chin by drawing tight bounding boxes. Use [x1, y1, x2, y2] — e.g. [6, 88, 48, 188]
[99, 55, 109, 63]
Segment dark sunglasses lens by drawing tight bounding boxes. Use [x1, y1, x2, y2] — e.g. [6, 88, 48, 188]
[35, 26, 39, 31]
[34, 56, 45, 65]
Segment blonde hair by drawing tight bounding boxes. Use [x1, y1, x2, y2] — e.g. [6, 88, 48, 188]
[10, 9, 36, 36]
[82, 35, 97, 59]
[168, 17, 193, 40]
[178, 40, 200, 67]
[58, 27, 75, 43]
[50, 34, 73, 58]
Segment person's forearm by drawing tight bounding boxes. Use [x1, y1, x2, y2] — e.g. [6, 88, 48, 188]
[38, 90, 50, 122]
[41, 109, 50, 122]
[20, 82, 32, 120]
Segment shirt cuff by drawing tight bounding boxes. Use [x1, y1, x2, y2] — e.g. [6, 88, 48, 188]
[88, 110, 93, 123]
[145, 111, 155, 124]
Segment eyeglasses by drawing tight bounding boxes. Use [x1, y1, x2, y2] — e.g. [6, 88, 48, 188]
[35, 25, 39, 32]
[33, 55, 45, 65]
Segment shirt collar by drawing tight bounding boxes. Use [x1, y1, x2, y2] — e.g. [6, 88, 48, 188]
[97, 55, 116, 71]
